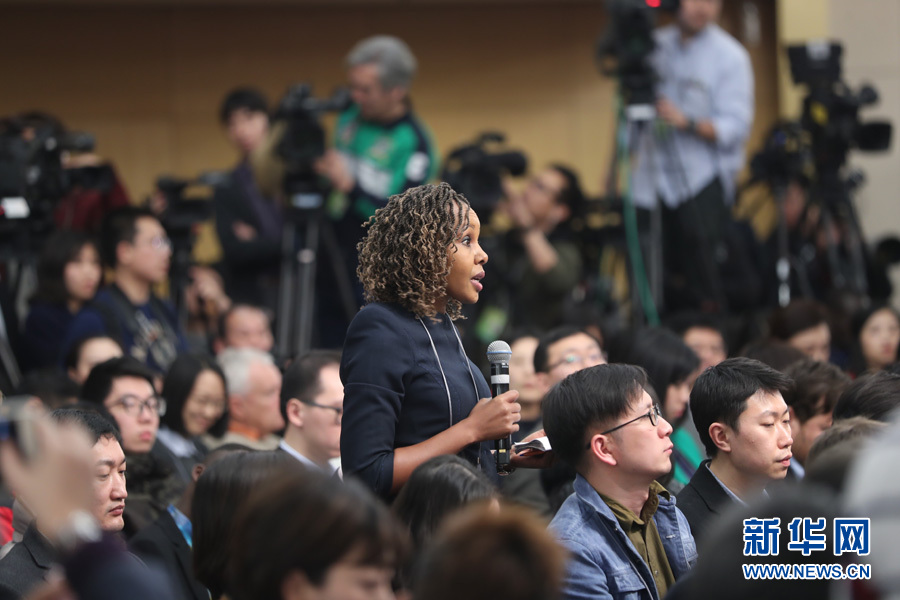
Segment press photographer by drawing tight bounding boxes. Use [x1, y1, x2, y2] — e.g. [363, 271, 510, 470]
[624, 0, 755, 312]
[314, 35, 438, 346]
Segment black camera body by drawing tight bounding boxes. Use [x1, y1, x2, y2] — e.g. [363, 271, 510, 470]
[788, 42, 892, 178]
[273, 84, 351, 211]
[1, 118, 96, 238]
[595, 0, 679, 107]
[441, 133, 527, 212]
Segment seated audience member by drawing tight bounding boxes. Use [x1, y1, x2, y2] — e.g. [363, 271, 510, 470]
[213, 88, 282, 312]
[832, 370, 900, 422]
[678, 358, 793, 546]
[212, 304, 274, 355]
[80, 356, 182, 537]
[669, 488, 838, 600]
[226, 467, 408, 600]
[767, 298, 831, 363]
[502, 327, 605, 516]
[738, 338, 806, 373]
[63, 207, 188, 374]
[192, 451, 298, 600]
[129, 444, 247, 600]
[0, 408, 126, 600]
[848, 304, 900, 376]
[213, 347, 284, 450]
[607, 327, 702, 492]
[279, 350, 343, 475]
[392, 455, 496, 587]
[803, 416, 886, 494]
[20, 230, 102, 372]
[844, 415, 900, 600]
[508, 331, 544, 438]
[414, 504, 567, 600]
[781, 358, 850, 480]
[544, 364, 697, 600]
[668, 311, 729, 372]
[181, 265, 232, 354]
[489, 165, 585, 331]
[154, 354, 229, 483]
[64, 335, 124, 386]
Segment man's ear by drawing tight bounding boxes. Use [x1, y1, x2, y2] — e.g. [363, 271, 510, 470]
[709, 422, 732, 454]
[286, 398, 305, 429]
[587, 433, 618, 467]
[229, 394, 245, 423]
[116, 239, 133, 268]
[192, 463, 205, 483]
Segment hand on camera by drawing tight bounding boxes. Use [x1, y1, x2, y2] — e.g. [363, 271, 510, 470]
[314, 150, 355, 193]
[656, 98, 689, 130]
[466, 389, 521, 442]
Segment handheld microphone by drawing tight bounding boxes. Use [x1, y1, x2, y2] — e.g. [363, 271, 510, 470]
[486, 340, 514, 475]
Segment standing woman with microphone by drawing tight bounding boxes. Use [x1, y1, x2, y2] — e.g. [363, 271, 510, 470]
[341, 182, 523, 499]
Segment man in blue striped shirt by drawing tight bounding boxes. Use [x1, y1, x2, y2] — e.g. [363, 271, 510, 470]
[632, 0, 754, 311]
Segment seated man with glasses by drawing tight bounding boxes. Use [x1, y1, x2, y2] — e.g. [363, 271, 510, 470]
[81, 356, 183, 538]
[677, 357, 793, 549]
[506, 327, 606, 514]
[278, 350, 343, 477]
[63, 206, 188, 374]
[545, 364, 697, 600]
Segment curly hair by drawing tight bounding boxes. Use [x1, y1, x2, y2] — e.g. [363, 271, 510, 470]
[358, 183, 471, 320]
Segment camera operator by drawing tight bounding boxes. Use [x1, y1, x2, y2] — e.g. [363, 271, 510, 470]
[632, 0, 754, 312]
[212, 88, 283, 312]
[494, 166, 585, 332]
[314, 36, 437, 343]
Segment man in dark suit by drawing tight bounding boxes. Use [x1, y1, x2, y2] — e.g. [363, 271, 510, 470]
[0, 408, 127, 600]
[677, 358, 794, 548]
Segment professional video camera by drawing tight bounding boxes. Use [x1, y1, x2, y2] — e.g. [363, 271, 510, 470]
[747, 121, 815, 188]
[788, 42, 892, 181]
[441, 132, 528, 212]
[595, 0, 678, 108]
[0, 115, 96, 238]
[272, 83, 351, 211]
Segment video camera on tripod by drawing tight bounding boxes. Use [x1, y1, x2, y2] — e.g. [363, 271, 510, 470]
[441, 132, 528, 213]
[788, 42, 892, 184]
[595, 0, 678, 110]
[272, 83, 351, 213]
[269, 83, 354, 359]
[0, 116, 96, 241]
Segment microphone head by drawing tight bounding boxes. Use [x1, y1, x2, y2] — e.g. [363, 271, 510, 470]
[486, 340, 512, 364]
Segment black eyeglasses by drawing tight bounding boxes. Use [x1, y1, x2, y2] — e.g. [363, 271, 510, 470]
[602, 403, 662, 435]
[301, 400, 343, 424]
[585, 404, 663, 448]
[107, 394, 167, 418]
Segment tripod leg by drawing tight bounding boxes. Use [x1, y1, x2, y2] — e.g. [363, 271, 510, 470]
[276, 223, 297, 360]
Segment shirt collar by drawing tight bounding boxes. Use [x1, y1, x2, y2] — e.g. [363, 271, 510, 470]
[278, 439, 336, 475]
[167, 504, 193, 548]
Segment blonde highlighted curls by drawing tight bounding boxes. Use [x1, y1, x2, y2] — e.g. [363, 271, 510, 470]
[357, 182, 471, 321]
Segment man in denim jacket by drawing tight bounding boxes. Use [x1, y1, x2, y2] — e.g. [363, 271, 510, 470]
[545, 364, 698, 600]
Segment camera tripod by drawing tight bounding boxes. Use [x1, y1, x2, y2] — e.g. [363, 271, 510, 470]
[275, 183, 357, 360]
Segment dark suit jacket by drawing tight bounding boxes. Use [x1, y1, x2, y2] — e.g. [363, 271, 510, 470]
[128, 511, 207, 600]
[0, 524, 58, 600]
[675, 460, 737, 548]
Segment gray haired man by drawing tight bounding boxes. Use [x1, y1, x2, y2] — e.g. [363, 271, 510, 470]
[314, 36, 438, 344]
[211, 347, 283, 450]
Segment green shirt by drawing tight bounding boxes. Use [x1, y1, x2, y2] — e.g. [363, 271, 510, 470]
[599, 481, 676, 598]
[332, 105, 438, 221]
